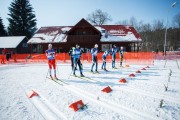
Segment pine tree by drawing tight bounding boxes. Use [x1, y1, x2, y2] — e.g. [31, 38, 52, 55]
[0, 17, 7, 36]
[8, 0, 37, 38]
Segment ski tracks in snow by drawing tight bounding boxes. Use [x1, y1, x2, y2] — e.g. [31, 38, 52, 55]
[116, 86, 180, 104]
[64, 84, 158, 120]
[19, 62, 180, 120]
[20, 83, 68, 120]
[46, 79, 157, 120]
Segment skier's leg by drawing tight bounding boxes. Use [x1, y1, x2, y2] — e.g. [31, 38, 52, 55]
[120, 56, 123, 66]
[48, 60, 52, 78]
[73, 58, 77, 75]
[71, 57, 74, 70]
[77, 59, 82, 74]
[121, 56, 123, 66]
[95, 57, 98, 71]
[102, 61, 104, 69]
[91, 63, 94, 71]
[78, 59, 84, 76]
[52, 60, 56, 77]
[112, 56, 113, 68]
[104, 61, 107, 70]
[91, 57, 95, 71]
[112, 55, 115, 68]
[114, 55, 116, 67]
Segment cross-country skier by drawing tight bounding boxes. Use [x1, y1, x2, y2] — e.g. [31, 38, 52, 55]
[73, 44, 84, 77]
[120, 46, 124, 66]
[69, 47, 75, 70]
[91, 44, 99, 73]
[101, 50, 109, 71]
[45, 44, 57, 80]
[111, 44, 117, 68]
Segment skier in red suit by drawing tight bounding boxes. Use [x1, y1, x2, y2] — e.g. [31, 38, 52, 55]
[45, 44, 57, 80]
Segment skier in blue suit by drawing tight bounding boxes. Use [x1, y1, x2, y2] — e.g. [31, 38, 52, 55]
[91, 44, 99, 73]
[101, 50, 109, 71]
[111, 44, 117, 68]
[119, 46, 124, 67]
[73, 44, 84, 77]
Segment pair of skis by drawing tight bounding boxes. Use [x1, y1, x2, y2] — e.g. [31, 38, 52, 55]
[47, 77, 69, 86]
[70, 75, 97, 82]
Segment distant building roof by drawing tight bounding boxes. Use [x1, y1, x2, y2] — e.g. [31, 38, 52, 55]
[28, 26, 71, 44]
[95, 25, 142, 42]
[0, 36, 26, 48]
[28, 20, 141, 44]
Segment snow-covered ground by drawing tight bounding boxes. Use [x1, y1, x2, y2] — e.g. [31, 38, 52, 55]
[0, 60, 180, 120]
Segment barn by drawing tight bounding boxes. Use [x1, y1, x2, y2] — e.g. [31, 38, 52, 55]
[28, 18, 142, 53]
[0, 36, 29, 54]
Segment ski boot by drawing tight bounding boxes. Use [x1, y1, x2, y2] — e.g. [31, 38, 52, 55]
[50, 75, 53, 80]
[54, 75, 58, 80]
[104, 68, 108, 72]
[95, 70, 99, 73]
[73, 73, 76, 76]
[80, 73, 85, 77]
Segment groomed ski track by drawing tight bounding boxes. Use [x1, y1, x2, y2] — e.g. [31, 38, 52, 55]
[1, 60, 179, 120]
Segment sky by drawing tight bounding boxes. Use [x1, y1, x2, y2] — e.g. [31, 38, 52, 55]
[0, 0, 179, 29]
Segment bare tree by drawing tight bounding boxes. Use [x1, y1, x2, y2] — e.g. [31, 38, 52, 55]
[153, 20, 164, 31]
[139, 23, 153, 51]
[86, 9, 112, 25]
[115, 19, 129, 25]
[115, 15, 179, 52]
[116, 16, 139, 31]
[129, 16, 138, 28]
[136, 20, 144, 32]
[173, 12, 180, 28]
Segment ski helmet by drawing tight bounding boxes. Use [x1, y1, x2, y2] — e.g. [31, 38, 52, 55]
[76, 44, 80, 48]
[48, 44, 52, 49]
[94, 44, 98, 48]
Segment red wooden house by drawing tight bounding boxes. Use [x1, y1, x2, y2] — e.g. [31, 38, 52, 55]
[28, 18, 142, 53]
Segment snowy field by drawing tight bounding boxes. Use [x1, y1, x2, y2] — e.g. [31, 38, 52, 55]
[0, 60, 180, 120]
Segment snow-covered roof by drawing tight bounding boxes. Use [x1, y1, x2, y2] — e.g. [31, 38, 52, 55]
[28, 26, 72, 44]
[28, 24, 141, 44]
[0, 36, 26, 48]
[95, 25, 142, 42]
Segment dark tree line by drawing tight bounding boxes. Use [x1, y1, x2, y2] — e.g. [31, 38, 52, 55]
[116, 14, 180, 52]
[1, 4, 179, 52]
[0, 0, 37, 38]
[86, 9, 112, 25]
[0, 17, 7, 36]
[87, 9, 180, 52]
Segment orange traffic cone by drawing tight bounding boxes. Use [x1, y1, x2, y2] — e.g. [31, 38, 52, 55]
[27, 90, 39, 98]
[136, 70, 141, 73]
[141, 68, 146, 70]
[101, 86, 112, 93]
[126, 64, 130, 67]
[69, 100, 85, 112]
[129, 73, 135, 77]
[119, 78, 127, 83]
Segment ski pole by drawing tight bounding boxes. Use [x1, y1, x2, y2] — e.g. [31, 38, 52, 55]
[45, 68, 49, 82]
[56, 62, 60, 76]
[68, 58, 79, 79]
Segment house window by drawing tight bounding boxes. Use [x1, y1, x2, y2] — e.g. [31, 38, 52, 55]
[101, 44, 112, 51]
[101, 30, 106, 33]
[22, 43, 28, 47]
[83, 31, 86, 35]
